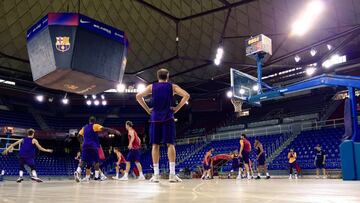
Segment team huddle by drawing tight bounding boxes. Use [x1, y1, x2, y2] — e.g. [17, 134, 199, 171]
[202, 134, 270, 180]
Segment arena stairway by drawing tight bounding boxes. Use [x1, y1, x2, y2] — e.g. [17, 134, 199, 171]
[266, 132, 300, 164]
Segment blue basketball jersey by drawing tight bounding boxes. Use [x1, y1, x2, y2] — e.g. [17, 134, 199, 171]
[19, 137, 36, 158]
[82, 124, 100, 149]
[150, 82, 174, 122]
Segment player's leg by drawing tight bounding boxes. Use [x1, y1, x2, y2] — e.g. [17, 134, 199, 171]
[17, 158, 26, 182]
[74, 160, 84, 182]
[93, 162, 101, 180]
[322, 167, 326, 178]
[289, 163, 293, 179]
[27, 159, 42, 182]
[149, 122, 160, 182]
[256, 165, 263, 179]
[165, 121, 181, 182]
[119, 161, 131, 180]
[113, 164, 120, 180]
[264, 164, 270, 179]
[99, 168, 107, 181]
[135, 161, 145, 180]
[237, 159, 243, 180]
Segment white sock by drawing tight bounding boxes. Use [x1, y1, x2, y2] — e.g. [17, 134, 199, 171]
[266, 172, 270, 176]
[95, 171, 100, 178]
[153, 164, 159, 175]
[169, 162, 175, 175]
[238, 169, 242, 176]
[258, 173, 261, 177]
[124, 172, 128, 177]
[19, 170, 24, 177]
[116, 173, 119, 178]
[139, 172, 144, 177]
[247, 172, 250, 177]
[32, 170, 37, 178]
[76, 167, 82, 174]
[85, 175, 90, 179]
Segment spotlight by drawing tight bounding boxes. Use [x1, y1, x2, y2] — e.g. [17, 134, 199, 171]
[84, 95, 88, 99]
[62, 98, 69, 105]
[86, 100, 92, 106]
[239, 89, 245, 95]
[291, 0, 325, 36]
[137, 83, 146, 93]
[294, 55, 301, 63]
[101, 100, 107, 106]
[92, 95, 96, 99]
[322, 54, 347, 69]
[310, 48, 317, 56]
[185, 101, 189, 105]
[35, 95, 44, 102]
[101, 95, 105, 100]
[94, 100, 100, 106]
[117, 83, 126, 93]
[226, 91, 233, 98]
[252, 85, 259, 91]
[306, 67, 316, 76]
[216, 47, 224, 58]
[327, 44, 332, 50]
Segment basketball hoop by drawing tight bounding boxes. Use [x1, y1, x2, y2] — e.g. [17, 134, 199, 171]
[231, 99, 243, 117]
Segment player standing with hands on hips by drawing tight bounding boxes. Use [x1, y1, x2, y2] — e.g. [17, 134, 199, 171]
[136, 68, 190, 183]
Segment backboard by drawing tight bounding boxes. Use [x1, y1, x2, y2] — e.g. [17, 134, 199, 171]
[230, 68, 261, 106]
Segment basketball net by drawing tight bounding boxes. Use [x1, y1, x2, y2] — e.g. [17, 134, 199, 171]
[231, 98, 243, 117]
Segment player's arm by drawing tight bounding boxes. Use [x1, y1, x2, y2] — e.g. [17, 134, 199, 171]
[172, 84, 190, 113]
[136, 84, 152, 115]
[128, 130, 135, 149]
[204, 152, 210, 165]
[287, 152, 291, 159]
[93, 124, 120, 136]
[2, 139, 23, 155]
[33, 139, 53, 153]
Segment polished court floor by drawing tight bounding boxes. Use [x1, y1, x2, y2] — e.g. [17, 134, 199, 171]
[1, 178, 360, 203]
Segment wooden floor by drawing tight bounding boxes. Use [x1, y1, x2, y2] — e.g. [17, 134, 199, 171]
[1, 178, 360, 203]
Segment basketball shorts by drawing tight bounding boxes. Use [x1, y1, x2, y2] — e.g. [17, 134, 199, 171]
[258, 154, 266, 166]
[19, 157, 36, 171]
[81, 148, 99, 166]
[126, 149, 141, 162]
[149, 120, 176, 145]
[316, 160, 325, 169]
[203, 163, 211, 170]
[116, 163, 126, 170]
[241, 151, 250, 164]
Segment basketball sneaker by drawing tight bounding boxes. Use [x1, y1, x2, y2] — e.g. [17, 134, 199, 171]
[119, 176, 129, 181]
[169, 174, 182, 183]
[266, 175, 271, 179]
[81, 176, 90, 183]
[112, 176, 119, 180]
[236, 175, 242, 180]
[255, 176, 261, 180]
[150, 174, 160, 183]
[289, 175, 292, 179]
[138, 175, 146, 181]
[16, 177, 24, 183]
[100, 174, 107, 181]
[74, 171, 81, 183]
[31, 176, 43, 182]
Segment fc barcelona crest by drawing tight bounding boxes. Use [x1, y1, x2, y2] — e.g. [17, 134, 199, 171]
[55, 36, 70, 52]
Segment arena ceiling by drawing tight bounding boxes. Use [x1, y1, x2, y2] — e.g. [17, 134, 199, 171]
[1, 0, 360, 97]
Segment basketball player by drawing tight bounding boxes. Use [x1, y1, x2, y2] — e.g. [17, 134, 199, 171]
[1, 129, 53, 182]
[202, 148, 214, 180]
[77, 116, 120, 182]
[112, 147, 126, 180]
[314, 144, 326, 178]
[118, 121, 145, 181]
[136, 68, 190, 183]
[288, 148, 298, 179]
[228, 151, 242, 179]
[239, 134, 252, 180]
[254, 139, 270, 179]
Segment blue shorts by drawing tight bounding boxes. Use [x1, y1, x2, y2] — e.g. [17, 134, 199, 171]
[81, 148, 99, 166]
[258, 154, 266, 166]
[19, 157, 36, 170]
[149, 120, 176, 145]
[116, 163, 126, 170]
[316, 160, 325, 169]
[126, 149, 141, 162]
[203, 163, 211, 170]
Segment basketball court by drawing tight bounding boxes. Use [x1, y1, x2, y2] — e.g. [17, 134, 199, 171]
[1, 179, 360, 203]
